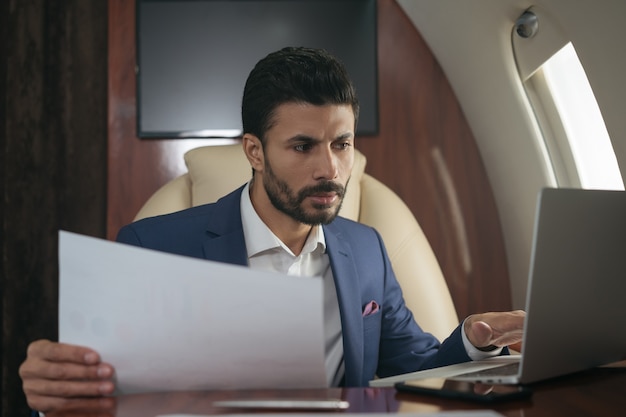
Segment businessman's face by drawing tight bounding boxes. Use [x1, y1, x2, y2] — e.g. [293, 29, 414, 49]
[255, 102, 355, 225]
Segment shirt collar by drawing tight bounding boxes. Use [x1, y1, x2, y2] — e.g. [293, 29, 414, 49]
[240, 182, 327, 258]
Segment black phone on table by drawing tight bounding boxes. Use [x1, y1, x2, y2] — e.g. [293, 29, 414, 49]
[395, 378, 532, 403]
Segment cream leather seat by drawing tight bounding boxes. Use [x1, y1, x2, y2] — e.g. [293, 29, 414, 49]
[134, 144, 458, 341]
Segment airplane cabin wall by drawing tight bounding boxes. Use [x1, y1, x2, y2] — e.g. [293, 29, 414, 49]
[398, 0, 626, 309]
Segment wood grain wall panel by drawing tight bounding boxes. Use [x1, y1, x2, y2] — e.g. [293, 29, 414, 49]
[107, 0, 511, 319]
[108, 0, 153, 238]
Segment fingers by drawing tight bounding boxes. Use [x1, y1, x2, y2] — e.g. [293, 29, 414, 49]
[19, 339, 116, 414]
[20, 354, 113, 382]
[23, 376, 115, 398]
[467, 320, 493, 347]
[21, 363, 116, 413]
[488, 310, 525, 346]
[465, 310, 526, 349]
[27, 339, 101, 365]
[20, 339, 115, 387]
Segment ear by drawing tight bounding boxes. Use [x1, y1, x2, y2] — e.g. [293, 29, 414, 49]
[242, 133, 264, 173]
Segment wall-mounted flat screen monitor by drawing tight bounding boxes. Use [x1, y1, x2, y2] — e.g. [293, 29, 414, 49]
[136, 0, 378, 138]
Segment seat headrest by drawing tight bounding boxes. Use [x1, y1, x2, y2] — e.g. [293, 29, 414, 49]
[184, 144, 366, 221]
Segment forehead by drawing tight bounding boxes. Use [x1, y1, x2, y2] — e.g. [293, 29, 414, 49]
[267, 102, 355, 139]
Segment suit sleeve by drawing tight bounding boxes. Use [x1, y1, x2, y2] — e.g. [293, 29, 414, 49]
[116, 223, 142, 245]
[373, 229, 471, 378]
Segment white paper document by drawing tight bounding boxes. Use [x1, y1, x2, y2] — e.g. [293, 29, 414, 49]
[58, 231, 327, 394]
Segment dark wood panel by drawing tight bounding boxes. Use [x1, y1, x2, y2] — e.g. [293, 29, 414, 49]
[107, 0, 511, 318]
[1, 1, 108, 416]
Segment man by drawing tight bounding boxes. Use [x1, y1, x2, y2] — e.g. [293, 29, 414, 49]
[19, 47, 524, 414]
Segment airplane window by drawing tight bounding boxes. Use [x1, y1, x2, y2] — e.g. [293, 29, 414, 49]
[524, 43, 624, 191]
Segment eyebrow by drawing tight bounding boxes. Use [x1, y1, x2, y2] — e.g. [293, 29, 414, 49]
[336, 132, 354, 141]
[286, 132, 354, 144]
[286, 134, 318, 144]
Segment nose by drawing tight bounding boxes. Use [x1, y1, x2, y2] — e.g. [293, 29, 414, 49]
[313, 147, 339, 181]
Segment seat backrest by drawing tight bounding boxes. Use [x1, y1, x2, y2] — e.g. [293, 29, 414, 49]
[134, 144, 458, 341]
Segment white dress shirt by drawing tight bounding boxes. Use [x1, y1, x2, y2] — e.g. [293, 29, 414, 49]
[240, 183, 344, 386]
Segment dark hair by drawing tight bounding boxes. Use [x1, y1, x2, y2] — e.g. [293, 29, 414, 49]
[241, 47, 360, 142]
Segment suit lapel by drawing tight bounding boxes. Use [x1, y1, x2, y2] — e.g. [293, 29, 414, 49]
[201, 186, 249, 267]
[324, 223, 364, 386]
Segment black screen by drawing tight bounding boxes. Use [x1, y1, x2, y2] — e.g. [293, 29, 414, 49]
[137, 0, 378, 138]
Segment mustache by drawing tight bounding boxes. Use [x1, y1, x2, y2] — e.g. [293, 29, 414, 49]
[299, 181, 346, 200]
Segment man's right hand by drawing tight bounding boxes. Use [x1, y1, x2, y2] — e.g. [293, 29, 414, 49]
[19, 339, 116, 414]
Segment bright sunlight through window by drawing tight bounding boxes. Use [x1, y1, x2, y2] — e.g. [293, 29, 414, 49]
[541, 43, 624, 190]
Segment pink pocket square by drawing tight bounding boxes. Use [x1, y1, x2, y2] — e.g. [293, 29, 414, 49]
[362, 300, 380, 317]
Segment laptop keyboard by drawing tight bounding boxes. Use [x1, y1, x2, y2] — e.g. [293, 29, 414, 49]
[458, 362, 520, 378]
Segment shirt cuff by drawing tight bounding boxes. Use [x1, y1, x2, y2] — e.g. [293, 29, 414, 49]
[461, 318, 503, 361]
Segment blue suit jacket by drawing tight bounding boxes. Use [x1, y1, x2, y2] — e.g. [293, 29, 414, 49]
[116, 185, 472, 386]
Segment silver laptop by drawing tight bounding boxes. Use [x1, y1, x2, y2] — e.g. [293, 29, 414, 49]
[372, 187, 626, 387]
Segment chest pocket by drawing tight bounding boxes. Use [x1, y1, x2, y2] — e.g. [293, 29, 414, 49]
[362, 309, 382, 379]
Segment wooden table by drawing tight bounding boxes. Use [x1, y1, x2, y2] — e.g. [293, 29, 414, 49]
[48, 362, 626, 417]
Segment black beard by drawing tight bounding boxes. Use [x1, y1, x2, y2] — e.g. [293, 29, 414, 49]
[263, 161, 348, 225]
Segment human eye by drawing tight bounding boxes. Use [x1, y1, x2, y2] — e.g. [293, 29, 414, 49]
[333, 140, 353, 151]
[294, 143, 313, 153]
